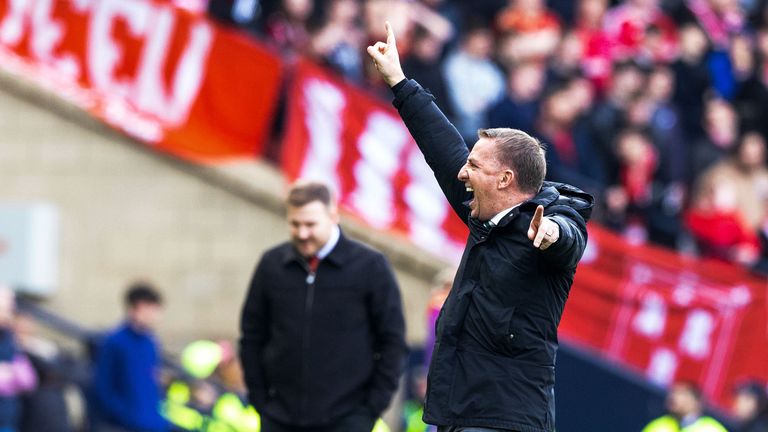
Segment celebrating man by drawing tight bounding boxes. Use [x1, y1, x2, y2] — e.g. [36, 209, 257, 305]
[368, 22, 594, 432]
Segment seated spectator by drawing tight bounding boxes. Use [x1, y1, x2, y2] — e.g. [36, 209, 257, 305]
[694, 130, 768, 230]
[672, 22, 713, 141]
[487, 60, 546, 132]
[588, 60, 647, 182]
[734, 27, 768, 138]
[690, 97, 740, 182]
[495, 0, 562, 61]
[264, 0, 314, 56]
[309, 0, 365, 82]
[607, 128, 659, 243]
[573, 0, 613, 93]
[604, 0, 678, 62]
[548, 31, 587, 82]
[443, 22, 505, 142]
[731, 380, 768, 432]
[646, 65, 689, 187]
[535, 81, 606, 195]
[686, 175, 760, 265]
[401, 26, 454, 118]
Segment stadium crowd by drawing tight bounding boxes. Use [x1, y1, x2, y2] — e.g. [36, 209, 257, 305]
[202, 0, 768, 275]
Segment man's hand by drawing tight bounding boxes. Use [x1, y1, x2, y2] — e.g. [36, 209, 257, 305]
[367, 21, 406, 87]
[528, 205, 560, 250]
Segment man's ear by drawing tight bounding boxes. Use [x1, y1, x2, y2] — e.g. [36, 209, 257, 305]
[329, 204, 340, 224]
[498, 169, 515, 189]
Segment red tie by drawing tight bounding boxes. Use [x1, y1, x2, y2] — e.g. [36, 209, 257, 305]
[308, 256, 320, 273]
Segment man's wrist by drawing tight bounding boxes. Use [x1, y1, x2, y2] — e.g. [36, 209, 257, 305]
[389, 77, 408, 95]
[386, 73, 406, 88]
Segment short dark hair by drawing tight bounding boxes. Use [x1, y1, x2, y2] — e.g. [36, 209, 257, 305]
[287, 181, 333, 208]
[125, 282, 162, 308]
[478, 128, 547, 194]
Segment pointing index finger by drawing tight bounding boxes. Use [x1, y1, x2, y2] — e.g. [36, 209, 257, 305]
[385, 21, 396, 47]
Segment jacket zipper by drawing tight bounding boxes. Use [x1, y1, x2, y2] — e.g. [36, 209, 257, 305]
[299, 264, 316, 419]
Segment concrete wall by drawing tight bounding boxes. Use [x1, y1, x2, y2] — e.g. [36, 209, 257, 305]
[0, 74, 448, 351]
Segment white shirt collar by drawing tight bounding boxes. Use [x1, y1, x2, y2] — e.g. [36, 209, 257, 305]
[316, 225, 341, 259]
[488, 203, 521, 227]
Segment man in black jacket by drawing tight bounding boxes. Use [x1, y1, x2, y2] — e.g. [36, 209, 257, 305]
[239, 181, 406, 432]
[368, 23, 594, 432]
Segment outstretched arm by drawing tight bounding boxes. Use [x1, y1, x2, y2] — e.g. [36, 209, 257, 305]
[368, 22, 471, 222]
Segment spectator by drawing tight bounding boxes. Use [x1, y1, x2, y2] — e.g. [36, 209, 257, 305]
[264, 0, 314, 56]
[641, 381, 728, 432]
[734, 27, 768, 138]
[573, 0, 613, 92]
[402, 27, 454, 119]
[732, 381, 768, 432]
[535, 82, 606, 195]
[495, 0, 562, 61]
[487, 60, 546, 133]
[690, 97, 740, 180]
[693, 129, 768, 227]
[646, 65, 689, 185]
[606, 128, 659, 243]
[0, 287, 37, 432]
[588, 60, 647, 182]
[443, 22, 505, 143]
[672, 22, 713, 140]
[16, 312, 86, 432]
[686, 162, 761, 264]
[548, 31, 587, 82]
[239, 181, 406, 432]
[309, 0, 365, 82]
[92, 283, 168, 432]
[603, 0, 678, 62]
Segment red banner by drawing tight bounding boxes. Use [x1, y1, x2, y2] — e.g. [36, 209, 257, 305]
[0, 0, 282, 162]
[281, 59, 467, 260]
[561, 225, 768, 408]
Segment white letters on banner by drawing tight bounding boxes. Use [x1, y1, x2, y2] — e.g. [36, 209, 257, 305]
[405, 147, 452, 249]
[1, 0, 212, 133]
[0, 0, 31, 46]
[647, 347, 678, 385]
[678, 309, 714, 359]
[351, 112, 408, 229]
[301, 79, 345, 193]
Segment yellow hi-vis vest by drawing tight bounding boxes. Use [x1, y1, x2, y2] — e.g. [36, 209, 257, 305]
[642, 415, 729, 432]
[212, 392, 261, 432]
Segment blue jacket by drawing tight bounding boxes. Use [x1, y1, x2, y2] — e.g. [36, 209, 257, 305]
[92, 323, 167, 431]
[392, 79, 593, 432]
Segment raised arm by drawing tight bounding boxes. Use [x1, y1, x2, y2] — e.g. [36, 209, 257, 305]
[367, 22, 471, 222]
